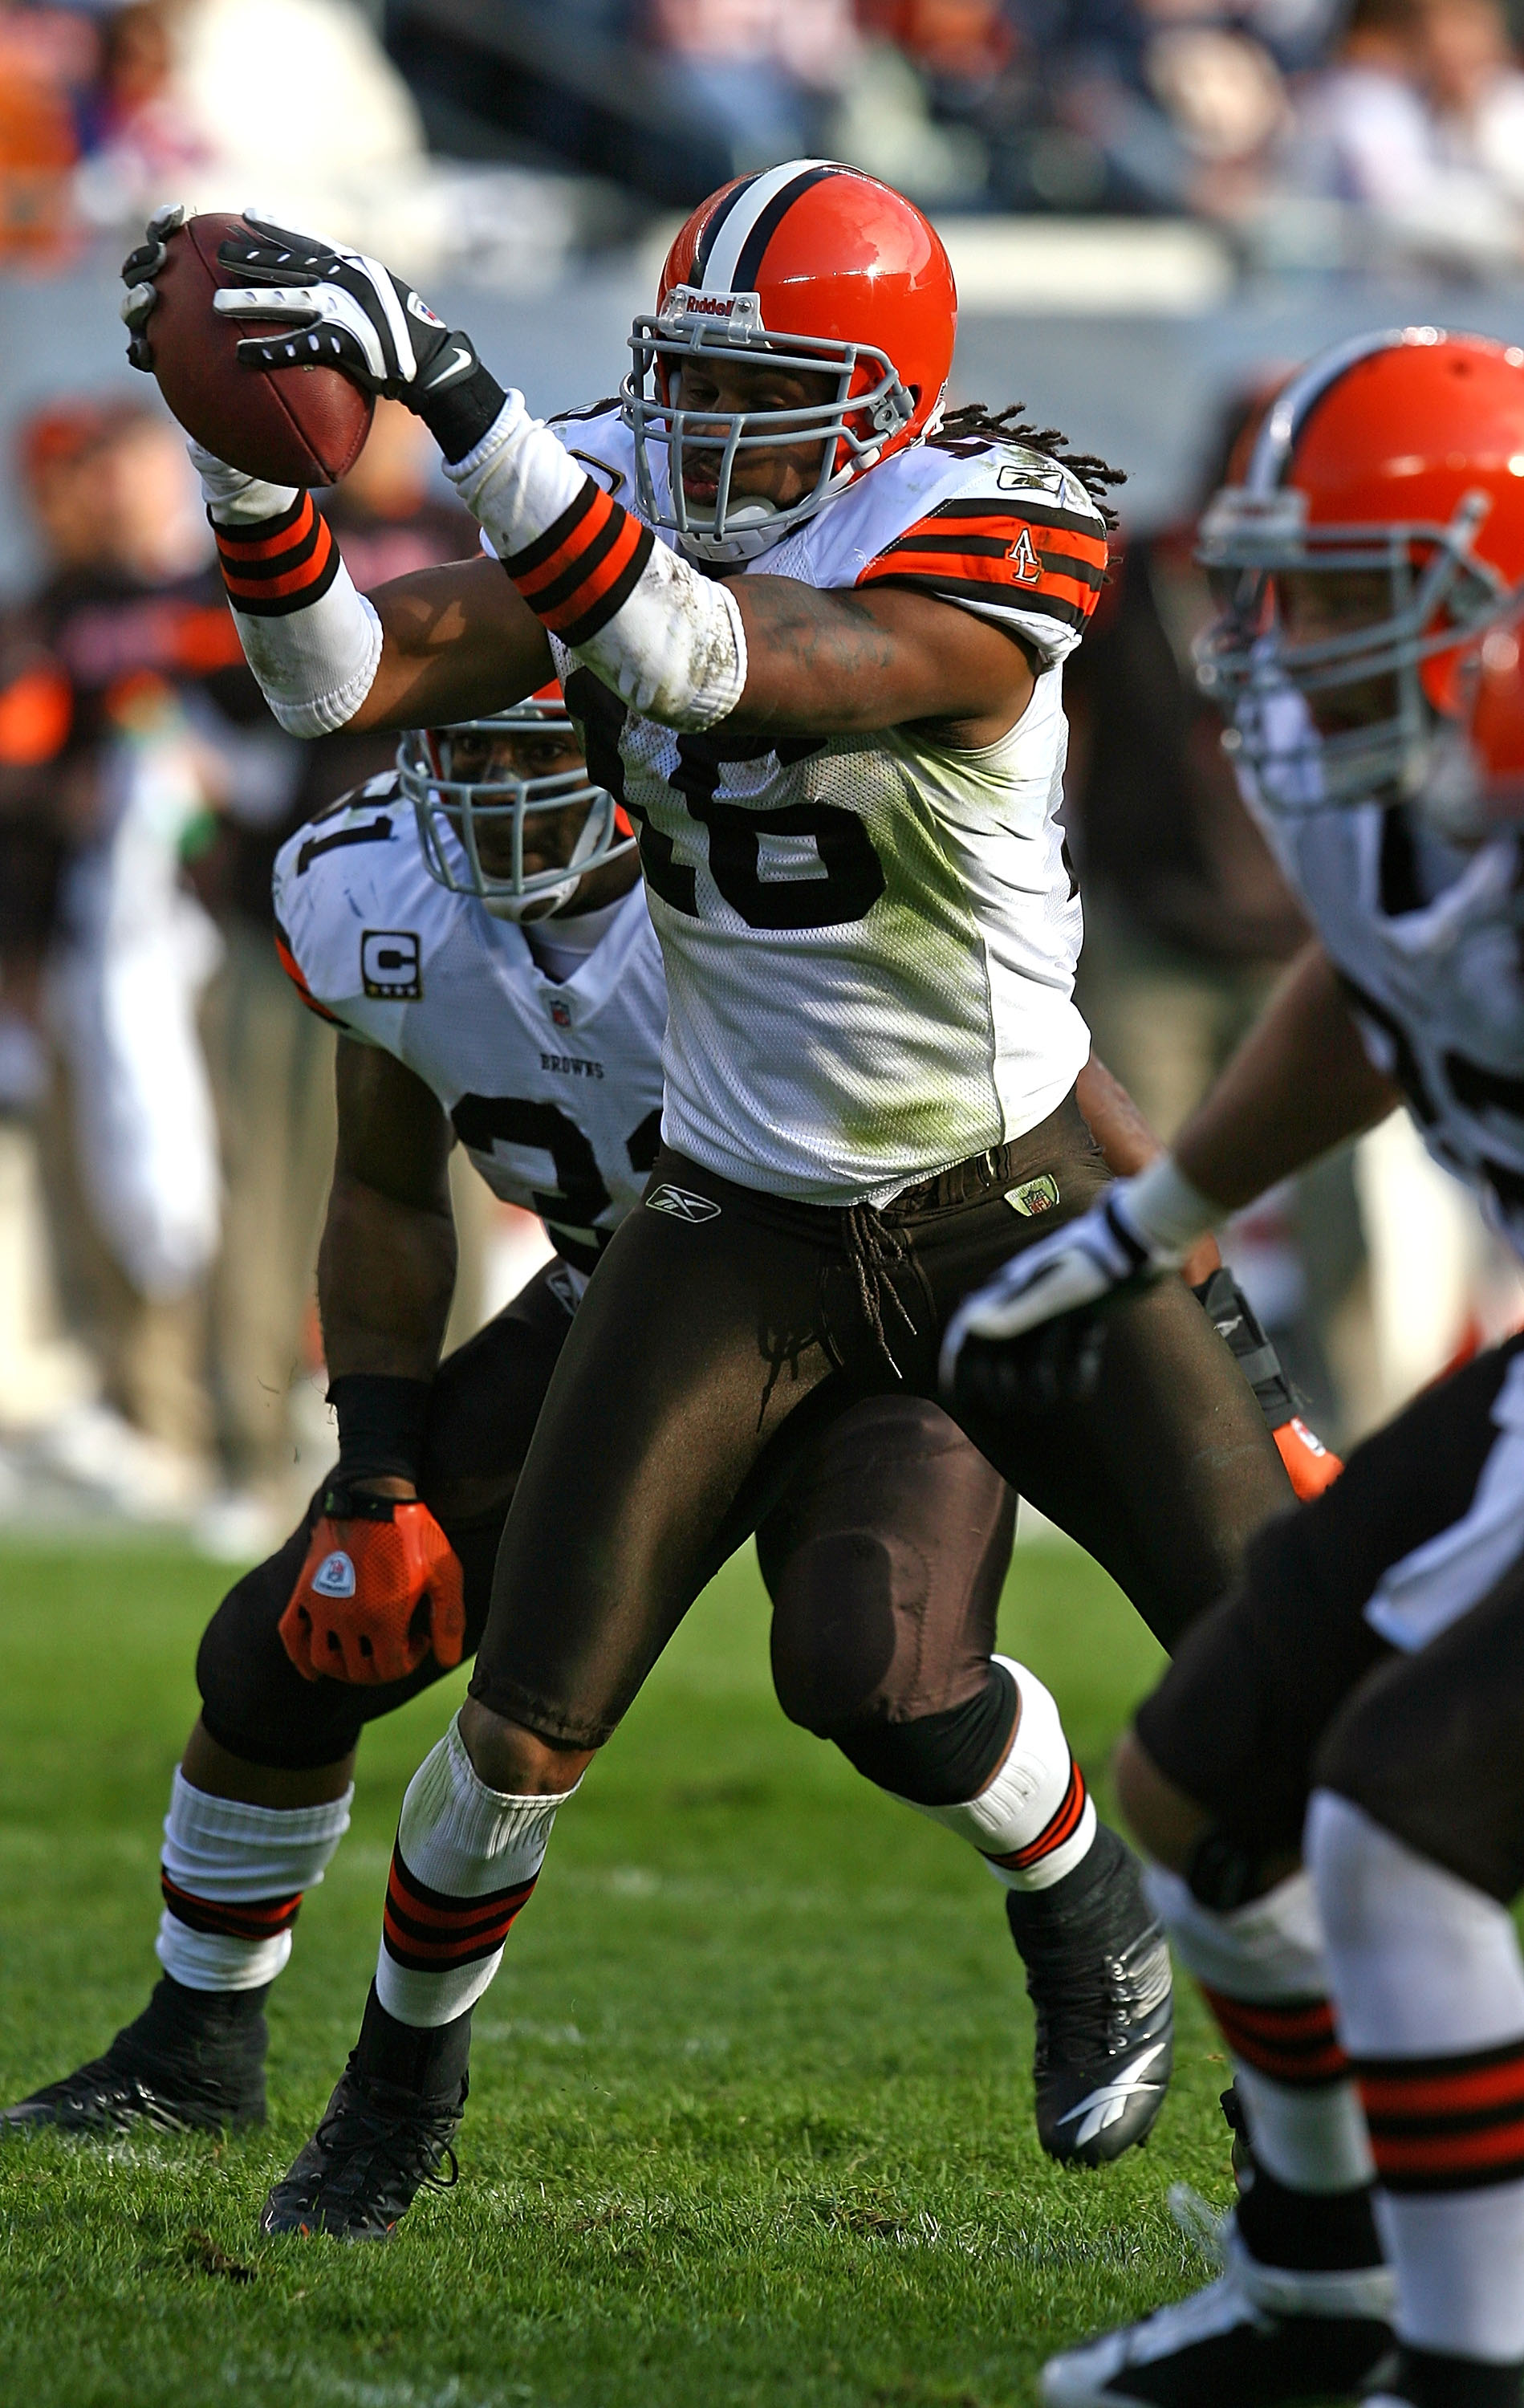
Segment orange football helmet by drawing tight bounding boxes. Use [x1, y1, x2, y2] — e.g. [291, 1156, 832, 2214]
[400, 684, 633, 921]
[622, 159, 957, 563]
[1196, 327, 1524, 824]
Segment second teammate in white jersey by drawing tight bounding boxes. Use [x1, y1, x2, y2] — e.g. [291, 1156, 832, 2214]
[946, 329, 1524, 2408]
[119, 162, 1303, 2234]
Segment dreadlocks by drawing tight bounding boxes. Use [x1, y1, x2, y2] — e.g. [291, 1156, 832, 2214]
[928, 403, 1126, 529]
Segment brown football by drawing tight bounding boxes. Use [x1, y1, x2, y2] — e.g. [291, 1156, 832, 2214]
[147, 211, 373, 487]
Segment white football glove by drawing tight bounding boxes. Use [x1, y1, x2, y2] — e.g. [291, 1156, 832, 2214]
[938, 1182, 1168, 1399]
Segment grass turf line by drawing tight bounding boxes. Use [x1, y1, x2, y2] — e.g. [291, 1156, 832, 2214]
[1, 1537, 1248, 2408]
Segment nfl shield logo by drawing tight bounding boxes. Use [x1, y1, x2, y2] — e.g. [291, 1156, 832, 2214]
[550, 999, 571, 1027]
[1006, 1174, 1061, 1218]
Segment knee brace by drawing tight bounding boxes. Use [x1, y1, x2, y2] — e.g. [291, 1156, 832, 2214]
[827, 1660, 1017, 1806]
[886, 1658, 1096, 1889]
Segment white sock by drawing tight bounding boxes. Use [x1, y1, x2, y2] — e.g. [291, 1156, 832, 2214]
[156, 1768, 353, 1992]
[1149, 1864, 1376, 2192]
[896, 1658, 1096, 1889]
[1309, 1791, 1524, 2361]
[376, 1711, 577, 2028]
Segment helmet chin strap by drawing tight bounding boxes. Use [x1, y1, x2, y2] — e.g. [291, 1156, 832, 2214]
[483, 873, 581, 924]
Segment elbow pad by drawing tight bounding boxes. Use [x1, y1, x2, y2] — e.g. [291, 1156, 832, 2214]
[193, 442, 382, 739]
[446, 396, 746, 731]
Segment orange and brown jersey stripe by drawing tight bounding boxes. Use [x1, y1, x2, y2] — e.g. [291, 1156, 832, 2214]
[161, 1870, 303, 1942]
[381, 1841, 539, 1975]
[272, 917, 343, 1025]
[1201, 1987, 1349, 2086]
[214, 493, 341, 619]
[981, 1758, 1089, 1874]
[1355, 2036, 1524, 2192]
[859, 495, 1107, 631]
[502, 476, 655, 648]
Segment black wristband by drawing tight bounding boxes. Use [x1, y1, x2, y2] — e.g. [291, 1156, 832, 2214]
[411, 344, 508, 465]
[327, 1373, 432, 1486]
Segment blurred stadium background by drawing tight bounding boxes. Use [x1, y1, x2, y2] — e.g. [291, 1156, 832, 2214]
[1, 0, 1524, 1551]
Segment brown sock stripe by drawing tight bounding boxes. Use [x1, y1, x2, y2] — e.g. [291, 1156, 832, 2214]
[1202, 1986, 1349, 2085]
[504, 478, 655, 647]
[215, 494, 341, 618]
[160, 1870, 303, 1941]
[1355, 2036, 1524, 2192]
[380, 1840, 538, 1974]
[982, 1757, 1088, 1872]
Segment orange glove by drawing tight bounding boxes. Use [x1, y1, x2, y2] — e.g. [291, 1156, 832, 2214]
[1274, 1413, 1343, 1500]
[279, 1492, 465, 1684]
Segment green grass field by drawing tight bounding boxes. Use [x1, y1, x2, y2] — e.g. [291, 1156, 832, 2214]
[0, 1536, 1241, 2408]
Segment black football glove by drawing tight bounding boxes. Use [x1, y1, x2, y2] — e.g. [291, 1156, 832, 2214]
[949, 1304, 1114, 1420]
[209, 216, 505, 459]
[119, 201, 187, 370]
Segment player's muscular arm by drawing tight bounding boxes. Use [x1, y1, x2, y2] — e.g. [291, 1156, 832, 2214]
[1172, 940, 1404, 1214]
[346, 558, 555, 734]
[318, 1039, 457, 1423]
[725, 579, 1037, 746]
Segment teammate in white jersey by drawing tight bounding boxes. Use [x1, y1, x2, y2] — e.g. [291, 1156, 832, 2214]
[116, 165, 1303, 2235]
[946, 331, 1524, 2408]
[5, 687, 1326, 2156]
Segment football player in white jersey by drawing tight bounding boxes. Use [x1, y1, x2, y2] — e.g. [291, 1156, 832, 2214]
[945, 329, 1524, 2408]
[4, 685, 1324, 2162]
[115, 165, 1307, 2235]
[5, 686, 1248, 2153]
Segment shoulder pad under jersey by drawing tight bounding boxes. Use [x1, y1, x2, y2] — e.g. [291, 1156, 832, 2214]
[548, 400, 638, 507]
[772, 437, 1109, 669]
[272, 770, 448, 1027]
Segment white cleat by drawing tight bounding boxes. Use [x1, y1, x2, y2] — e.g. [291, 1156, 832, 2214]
[1039, 2199, 1396, 2406]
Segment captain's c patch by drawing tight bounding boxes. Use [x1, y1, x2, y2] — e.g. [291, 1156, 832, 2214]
[361, 929, 422, 1000]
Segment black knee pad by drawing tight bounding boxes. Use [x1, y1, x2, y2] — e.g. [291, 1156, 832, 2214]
[827, 1661, 1017, 1807]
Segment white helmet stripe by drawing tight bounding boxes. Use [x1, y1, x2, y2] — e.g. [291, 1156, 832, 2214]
[1247, 326, 1416, 492]
[698, 157, 839, 295]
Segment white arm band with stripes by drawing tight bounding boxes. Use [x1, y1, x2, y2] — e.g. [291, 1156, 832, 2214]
[193, 443, 382, 740]
[445, 395, 746, 731]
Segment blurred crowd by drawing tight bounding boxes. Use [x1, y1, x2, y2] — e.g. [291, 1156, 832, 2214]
[0, 0, 1522, 1535]
[629, 0, 1524, 266]
[0, 390, 545, 1544]
[2, 0, 1524, 276]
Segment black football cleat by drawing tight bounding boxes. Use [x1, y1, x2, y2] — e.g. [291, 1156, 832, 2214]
[2, 1976, 267, 2136]
[1039, 2191, 1396, 2404]
[1006, 1821, 1173, 2164]
[259, 2063, 465, 2240]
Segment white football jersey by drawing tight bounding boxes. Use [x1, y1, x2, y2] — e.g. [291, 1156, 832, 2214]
[272, 771, 668, 1278]
[547, 407, 1102, 1206]
[1238, 697, 1524, 1255]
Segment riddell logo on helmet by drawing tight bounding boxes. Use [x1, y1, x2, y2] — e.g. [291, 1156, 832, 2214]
[663, 287, 764, 331]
